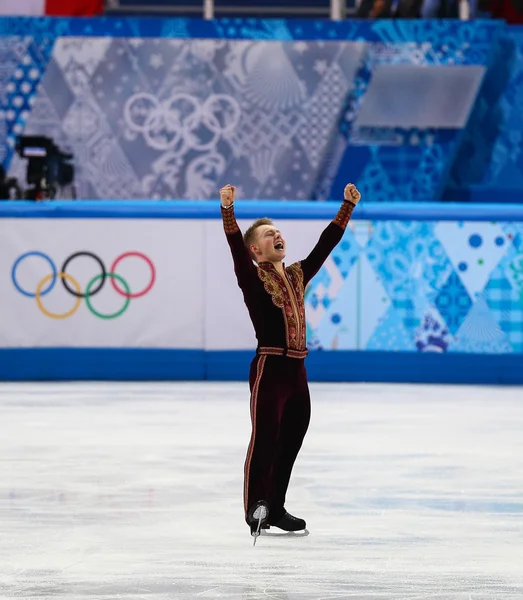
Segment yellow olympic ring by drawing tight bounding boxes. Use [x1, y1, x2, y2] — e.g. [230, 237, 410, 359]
[35, 272, 82, 320]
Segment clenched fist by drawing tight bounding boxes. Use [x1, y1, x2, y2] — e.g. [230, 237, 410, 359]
[220, 184, 236, 207]
[344, 183, 361, 205]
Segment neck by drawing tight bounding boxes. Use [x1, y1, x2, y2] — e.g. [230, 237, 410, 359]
[272, 260, 285, 275]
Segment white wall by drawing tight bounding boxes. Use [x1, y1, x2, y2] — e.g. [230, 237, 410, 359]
[0, 219, 205, 348]
[0, 216, 332, 349]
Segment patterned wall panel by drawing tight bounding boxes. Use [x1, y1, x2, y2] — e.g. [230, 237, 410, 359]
[305, 220, 523, 354]
[0, 17, 516, 203]
[446, 26, 523, 202]
[7, 37, 367, 200]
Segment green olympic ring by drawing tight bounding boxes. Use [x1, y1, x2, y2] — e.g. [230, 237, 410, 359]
[85, 273, 131, 320]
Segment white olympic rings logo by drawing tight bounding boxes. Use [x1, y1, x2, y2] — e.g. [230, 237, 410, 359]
[124, 92, 241, 152]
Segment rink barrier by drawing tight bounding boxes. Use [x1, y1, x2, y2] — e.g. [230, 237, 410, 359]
[1, 349, 522, 384]
[2, 200, 523, 221]
[2, 200, 523, 385]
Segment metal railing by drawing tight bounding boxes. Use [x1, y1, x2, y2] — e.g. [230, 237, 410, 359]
[106, 0, 350, 19]
[106, 0, 474, 21]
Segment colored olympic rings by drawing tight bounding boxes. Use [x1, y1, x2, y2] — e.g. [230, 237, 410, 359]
[86, 273, 131, 320]
[110, 252, 156, 298]
[36, 272, 82, 320]
[61, 251, 106, 298]
[12, 251, 57, 297]
[11, 251, 155, 320]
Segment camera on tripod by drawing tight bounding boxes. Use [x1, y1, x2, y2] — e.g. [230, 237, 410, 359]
[16, 135, 75, 200]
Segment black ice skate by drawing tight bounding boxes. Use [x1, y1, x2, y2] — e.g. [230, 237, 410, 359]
[268, 510, 306, 532]
[247, 500, 269, 546]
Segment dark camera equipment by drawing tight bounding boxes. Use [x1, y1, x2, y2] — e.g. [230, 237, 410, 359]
[0, 164, 21, 200]
[15, 135, 75, 200]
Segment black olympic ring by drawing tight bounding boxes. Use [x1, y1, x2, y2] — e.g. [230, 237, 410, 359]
[60, 252, 107, 298]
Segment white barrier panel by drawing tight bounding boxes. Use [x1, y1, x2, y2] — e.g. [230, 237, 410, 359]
[0, 219, 205, 348]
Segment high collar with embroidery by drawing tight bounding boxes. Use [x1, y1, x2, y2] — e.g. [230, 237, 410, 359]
[258, 261, 286, 273]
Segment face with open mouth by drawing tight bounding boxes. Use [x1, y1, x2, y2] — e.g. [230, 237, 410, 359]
[252, 224, 286, 263]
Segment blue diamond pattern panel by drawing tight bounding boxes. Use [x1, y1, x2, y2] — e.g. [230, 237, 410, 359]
[303, 219, 523, 354]
[304, 220, 523, 354]
[330, 231, 361, 280]
[434, 271, 473, 336]
[482, 268, 523, 353]
[502, 224, 523, 253]
[450, 297, 514, 354]
[366, 304, 414, 352]
[365, 221, 453, 333]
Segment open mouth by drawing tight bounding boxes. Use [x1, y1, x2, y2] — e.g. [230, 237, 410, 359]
[274, 242, 284, 250]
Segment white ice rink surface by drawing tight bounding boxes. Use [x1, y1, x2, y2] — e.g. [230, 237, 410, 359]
[1, 382, 522, 600]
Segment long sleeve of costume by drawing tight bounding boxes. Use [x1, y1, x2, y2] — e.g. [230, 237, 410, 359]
[221, 204, 257, 290]
[300, 200, 356, 285]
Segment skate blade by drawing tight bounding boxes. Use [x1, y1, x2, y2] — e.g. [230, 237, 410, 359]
[261, 528, 310, 538]
[250, 503, 268, 546]
[252, 522, 263, 546]
[251, 512, 266, 546]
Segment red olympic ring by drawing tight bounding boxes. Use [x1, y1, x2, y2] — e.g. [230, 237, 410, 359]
[110, 252, 156, 299]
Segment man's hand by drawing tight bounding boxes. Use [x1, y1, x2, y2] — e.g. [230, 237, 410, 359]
[220, 184, 236, 207]
[344, 183, 361, 205]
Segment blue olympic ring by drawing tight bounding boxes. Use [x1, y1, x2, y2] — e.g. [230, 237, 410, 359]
[11, 251, 57, 298]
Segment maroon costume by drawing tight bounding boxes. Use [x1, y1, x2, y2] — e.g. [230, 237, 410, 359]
[221, 199, 356, 525]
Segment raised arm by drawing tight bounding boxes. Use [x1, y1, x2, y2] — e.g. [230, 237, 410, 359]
[220, 184, 258, 289]
[300, 184, 361, 285]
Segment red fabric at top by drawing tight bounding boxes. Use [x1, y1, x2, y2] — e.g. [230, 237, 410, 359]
[45, 0, 103, 16]
[486, 0, 523, 23]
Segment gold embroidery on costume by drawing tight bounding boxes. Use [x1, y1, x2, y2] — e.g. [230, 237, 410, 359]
[257, 268, 285, 309]
[333, 200, 355, 229]
[285, 263, 306, 350]
[221, 206, 240, 235]
[258, 347, 308, 359]
[257, 262, 307, 351]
